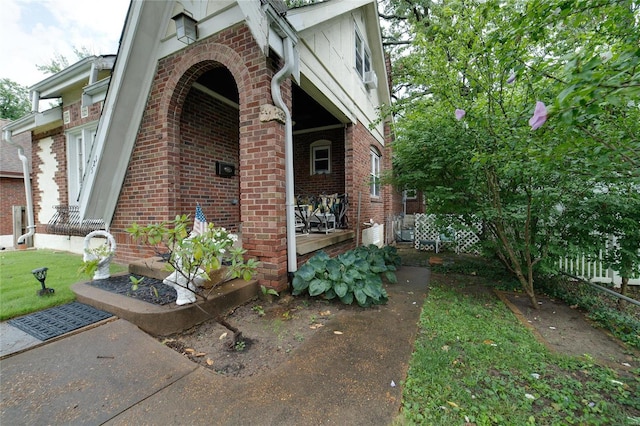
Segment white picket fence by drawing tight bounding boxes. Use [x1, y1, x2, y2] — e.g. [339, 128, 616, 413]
[411, 213, 639, 287]
[559, 251, 640, 287]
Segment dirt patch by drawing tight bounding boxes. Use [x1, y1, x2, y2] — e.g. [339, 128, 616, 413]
[157, 294, 360, 377]
[497, 290, 639, 372]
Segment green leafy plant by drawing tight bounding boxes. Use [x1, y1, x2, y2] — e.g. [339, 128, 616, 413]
[261, 285, 279, 297]
[127, 215, 257, 292]
[251, 305, 265, 317]
[78, 244, 113, 279]
[234, 340, 246, 352]
[292, 245, 399, 307]
[129, 275, 144, 291]
[127, 215, 258, 348]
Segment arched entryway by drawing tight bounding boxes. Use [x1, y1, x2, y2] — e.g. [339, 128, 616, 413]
[176, 66, 241, 233]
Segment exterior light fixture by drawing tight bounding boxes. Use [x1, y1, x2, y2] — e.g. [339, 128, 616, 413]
[32, 267, 55, 296]
[172, 11, 198, 45]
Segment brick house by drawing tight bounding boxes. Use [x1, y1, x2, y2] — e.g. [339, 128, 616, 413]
[1, 0, 402, 290]
[0, 119, 32, 248]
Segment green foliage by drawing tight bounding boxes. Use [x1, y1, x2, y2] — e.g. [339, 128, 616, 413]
[0, 249, 126, 320]
[260, 285, 279, 297]
[127, 215, 258, 293]
[402, 282, 639, 424]
[129, 275, 145, 292]
[0, 78, 30, 120]
[385, 0, 640, 306]
[291, 245, 399, 307]
[78, 243, 113, 279]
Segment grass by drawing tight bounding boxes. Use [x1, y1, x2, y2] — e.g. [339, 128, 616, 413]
[399, 255, 640, 425]
[0, 249, 127, 321]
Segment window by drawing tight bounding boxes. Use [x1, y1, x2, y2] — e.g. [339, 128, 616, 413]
[370, 147, 380, 197]
[405, 189, 417, 200]
[66, 123, 97, 204]
[355, 29, 371, 80]
[310, 140, 331, 175]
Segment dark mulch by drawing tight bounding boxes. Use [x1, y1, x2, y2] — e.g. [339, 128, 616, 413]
[87, 274, 176, 305]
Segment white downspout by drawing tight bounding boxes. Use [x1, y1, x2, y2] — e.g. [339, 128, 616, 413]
[271, 37, 297, 277]
[3, 129, 35, 245]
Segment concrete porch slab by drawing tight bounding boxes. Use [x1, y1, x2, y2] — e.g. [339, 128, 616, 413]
[72, 275, 258, 336]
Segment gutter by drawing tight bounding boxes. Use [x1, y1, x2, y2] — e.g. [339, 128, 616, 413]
[271, 36, 297, 277]
[2, 129, 35, 245]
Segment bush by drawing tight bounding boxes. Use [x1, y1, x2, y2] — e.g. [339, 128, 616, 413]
[292, 245, 400, 307]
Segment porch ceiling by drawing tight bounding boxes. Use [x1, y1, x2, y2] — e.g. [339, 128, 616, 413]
[292, 84, 342, 132]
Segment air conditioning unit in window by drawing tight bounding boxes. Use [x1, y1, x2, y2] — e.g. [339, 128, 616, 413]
[364, 71, 378, 90]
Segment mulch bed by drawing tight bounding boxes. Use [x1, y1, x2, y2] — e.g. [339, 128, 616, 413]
[87, 274, 176, 305]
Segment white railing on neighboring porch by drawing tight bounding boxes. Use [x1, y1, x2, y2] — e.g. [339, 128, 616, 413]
[558, 250, 640, 287]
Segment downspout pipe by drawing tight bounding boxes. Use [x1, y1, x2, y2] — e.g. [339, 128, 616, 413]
[271, 36, 297, 278]
[3, 129, 35, 245]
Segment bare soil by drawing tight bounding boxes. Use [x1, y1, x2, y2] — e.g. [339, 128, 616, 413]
[498, 290, 639, 372]
[158, 294, 361, 378]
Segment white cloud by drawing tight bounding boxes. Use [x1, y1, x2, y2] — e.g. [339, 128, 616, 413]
[0, 0, 129, 88]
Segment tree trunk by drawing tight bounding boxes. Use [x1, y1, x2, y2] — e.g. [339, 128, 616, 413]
[617, 276, 629, 310]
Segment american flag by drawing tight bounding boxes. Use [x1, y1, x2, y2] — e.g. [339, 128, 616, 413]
[193, 204, 208, 235]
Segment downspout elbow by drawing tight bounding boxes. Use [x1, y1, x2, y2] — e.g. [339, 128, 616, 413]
[3, 129, 35, 245]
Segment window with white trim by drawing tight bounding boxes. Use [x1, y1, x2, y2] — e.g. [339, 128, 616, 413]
[310, 140, 331, 175]
[405, 189, 417, 200]
[66, 123, 97, 204]
[370, 147, 381, 197]
[355, 28, 371, 80]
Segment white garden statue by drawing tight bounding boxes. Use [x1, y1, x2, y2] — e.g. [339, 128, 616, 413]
[83, 230, 117, 280]
[162, 267, 208, 306]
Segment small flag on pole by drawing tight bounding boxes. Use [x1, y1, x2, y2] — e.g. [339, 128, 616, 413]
[193, 204, 208, 235]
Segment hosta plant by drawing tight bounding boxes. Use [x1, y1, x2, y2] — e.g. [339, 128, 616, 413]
[292, 245, 399, 307]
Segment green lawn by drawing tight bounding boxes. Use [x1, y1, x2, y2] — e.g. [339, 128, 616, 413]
[0, 249, 126, 321]
[400, 273, 640, 425]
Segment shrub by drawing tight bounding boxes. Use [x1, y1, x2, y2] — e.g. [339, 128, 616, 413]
[292, 245, 399, 307]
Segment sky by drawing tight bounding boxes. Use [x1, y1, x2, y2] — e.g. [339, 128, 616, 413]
[0, 0, 130, 88]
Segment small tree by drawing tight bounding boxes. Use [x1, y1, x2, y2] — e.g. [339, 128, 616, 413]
[0, 79, 30, 120]
[127, 215, 258, 348]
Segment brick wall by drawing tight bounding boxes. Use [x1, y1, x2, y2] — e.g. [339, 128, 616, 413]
[345, 122, 386, 226]
[293, 127, 345, 196]
[0, 178, 26, 235]
[109, 24, 292, 290]
[30, 100, 103, 234]
[178, 88, 240, 231]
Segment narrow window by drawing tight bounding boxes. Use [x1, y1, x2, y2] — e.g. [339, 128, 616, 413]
[310, 140, 331, 175]
[370, 147, 381, 197]
[355, 31, 364, 77]
[67, 123, 97, 203]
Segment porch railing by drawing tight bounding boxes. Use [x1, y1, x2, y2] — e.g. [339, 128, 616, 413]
[46, 205, 106, 237]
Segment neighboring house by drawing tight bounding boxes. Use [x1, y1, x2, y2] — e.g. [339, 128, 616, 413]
[0, 119, 32, 248]
[1, 0, 402, 291]
[403, 189, 426, 215]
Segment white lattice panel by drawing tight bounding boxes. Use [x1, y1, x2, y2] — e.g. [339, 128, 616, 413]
[414, 214, 481, 254]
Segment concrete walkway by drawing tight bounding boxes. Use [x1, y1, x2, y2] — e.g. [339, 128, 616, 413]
[0, 266, 429, 425]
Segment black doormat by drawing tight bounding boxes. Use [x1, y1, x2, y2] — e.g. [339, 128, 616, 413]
[86, 274, 176, 305]
[8, 302, 113, 341]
